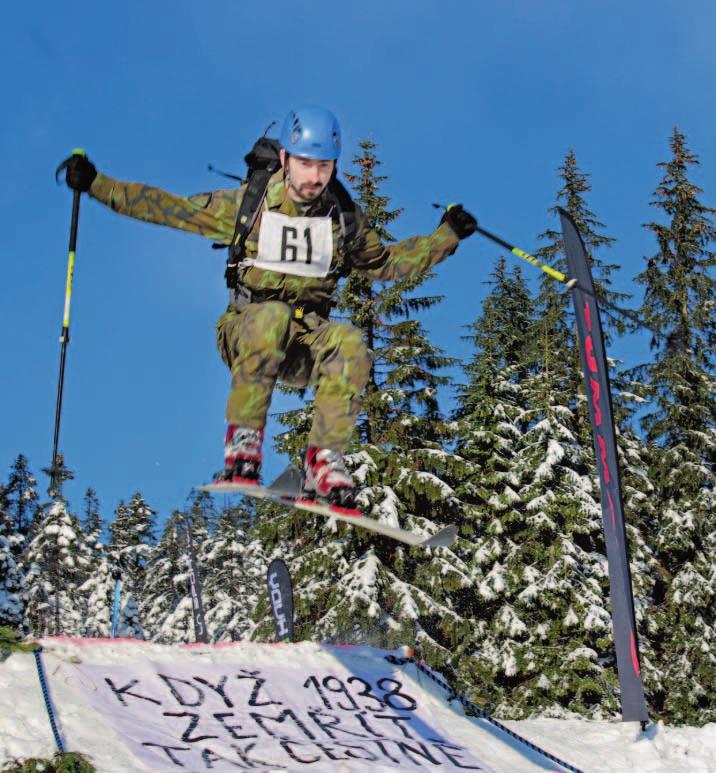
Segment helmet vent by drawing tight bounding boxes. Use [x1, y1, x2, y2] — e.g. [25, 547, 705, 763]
[291, 115, 302, 143]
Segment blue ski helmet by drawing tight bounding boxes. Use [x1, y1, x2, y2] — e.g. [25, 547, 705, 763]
[279, 106, 341, 161]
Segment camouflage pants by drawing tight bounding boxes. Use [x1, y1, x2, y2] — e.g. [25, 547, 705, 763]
[216, 302, 371, 450]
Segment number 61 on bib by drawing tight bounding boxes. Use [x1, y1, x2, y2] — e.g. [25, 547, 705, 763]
[255, 211, 334, 278]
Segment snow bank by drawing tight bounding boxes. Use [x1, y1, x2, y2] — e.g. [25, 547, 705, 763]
[0, 638, 714, 772]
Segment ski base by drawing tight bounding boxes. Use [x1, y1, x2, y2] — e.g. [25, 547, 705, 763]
[200, 468, 457, 549]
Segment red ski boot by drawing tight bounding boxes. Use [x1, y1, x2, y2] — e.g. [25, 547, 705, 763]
[303, 445, 357, 509]
[216, 425, 264, 484]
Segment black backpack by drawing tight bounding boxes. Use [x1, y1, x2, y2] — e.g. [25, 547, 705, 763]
[224, 137, 358, 289]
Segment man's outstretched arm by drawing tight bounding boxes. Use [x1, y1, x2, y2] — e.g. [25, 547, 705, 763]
[62, 152, 240, 244]
[349, 204, 477, 281]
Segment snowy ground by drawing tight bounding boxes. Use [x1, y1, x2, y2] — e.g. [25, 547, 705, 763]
[0, 638, 713, 772]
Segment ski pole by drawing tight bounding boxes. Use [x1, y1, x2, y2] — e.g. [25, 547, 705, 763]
[50, 150, 85, 497]
[435, 203, 576, 286]
[475, 223, 576, 287]
[436, 204, 655, 334]
[111, 569, 122, 638]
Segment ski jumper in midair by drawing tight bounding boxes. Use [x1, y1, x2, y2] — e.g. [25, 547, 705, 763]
[62, 106, 477, 507]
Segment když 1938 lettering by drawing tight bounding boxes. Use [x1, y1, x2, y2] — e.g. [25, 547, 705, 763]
[75, 661, 489, 771]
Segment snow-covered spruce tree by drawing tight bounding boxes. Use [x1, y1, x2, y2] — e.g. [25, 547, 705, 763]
[452, 255, 615, 717]
[0, 484, 25, 563]
[141, 493, 214, 643]
[5, 454, 39, 542]
[141, 511, 193, 643]
[108, 492, 156, 637]
[537, 153, 658, 715]
[472, 169, 613, 717]
[108, 494, 156, 574]
[141, 511, 185, 642]
[487, 306, 618, 718]
[79, 553, 116, 637]
[451, 161, 654, 719]
[632, 128, 716, 725]
[179, 490, 214, 640]
[0, 493, 26, 629]
[516, 155, 656, 719]
[23, 500, 89, 636]
[532, 153, 658, 569]
[81, 488, 103, 554]
[254, 140, 473, 667]
[453, 258, 533, 520]
[203, 503, 265, 641]
[449, 259, 535, 705]
[71, 488, 118, 636]
[532, 151, 645, 472]
[117, 593, 144, 639]
[186, 488, 219, 535]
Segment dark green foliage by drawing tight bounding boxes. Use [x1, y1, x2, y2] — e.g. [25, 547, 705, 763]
[453, 260, 619, 717]
[5, 455, 39, 538]
[454, 258, 533, 499]
[0, 490, 26, 629]
[23, 500, 88, 636]
[41, 454, 75, 501]
[536, 150, 630, 341]
[203, 503, 262, 641]
[108, 493, 156, 580]
[183, 489, 216, 545]
[271, 401, 315, 466]
[140, 510, 192, 642]
[81, 489, 102, 538]
[1, 752, 95, 773]
[637, 129, 716, 384]
[632, 128, 716, 724]
[0, 626, 35, 660]
[449, 154, 659, 720]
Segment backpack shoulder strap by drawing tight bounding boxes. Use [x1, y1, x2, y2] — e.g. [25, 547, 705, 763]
[326, 176, 359, 255]
[225, 138, 282, 289]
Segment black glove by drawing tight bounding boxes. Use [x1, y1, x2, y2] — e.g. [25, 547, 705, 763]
[440, 204, 477, 239]
[57, 152, 97, 192]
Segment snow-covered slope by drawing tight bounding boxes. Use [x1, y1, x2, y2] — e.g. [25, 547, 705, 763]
[0, 638, 714, 772]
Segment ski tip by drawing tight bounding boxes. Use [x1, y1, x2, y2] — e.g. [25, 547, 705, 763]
[422, 524, 458, 548]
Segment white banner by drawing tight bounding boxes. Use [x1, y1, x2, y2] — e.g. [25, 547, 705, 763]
[72, 657, 490, 771]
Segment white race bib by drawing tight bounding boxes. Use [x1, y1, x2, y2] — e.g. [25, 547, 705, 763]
[254, 211, 334, 278]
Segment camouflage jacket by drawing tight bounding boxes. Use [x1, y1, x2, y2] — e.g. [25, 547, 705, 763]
[89, 170, 460, 309]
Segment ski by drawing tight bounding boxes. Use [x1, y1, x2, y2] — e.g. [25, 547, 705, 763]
[200, 467, 457, 549]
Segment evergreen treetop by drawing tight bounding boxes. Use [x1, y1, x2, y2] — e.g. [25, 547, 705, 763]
[637, 127, 716, 447]
[5, 454, 39, 538]
[82, 488, 102, 538]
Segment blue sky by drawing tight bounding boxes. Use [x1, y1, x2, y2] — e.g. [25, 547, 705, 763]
[2, 0, 715, 528]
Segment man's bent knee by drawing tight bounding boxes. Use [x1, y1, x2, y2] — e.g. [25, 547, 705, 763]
[317, 323, 371, 390]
